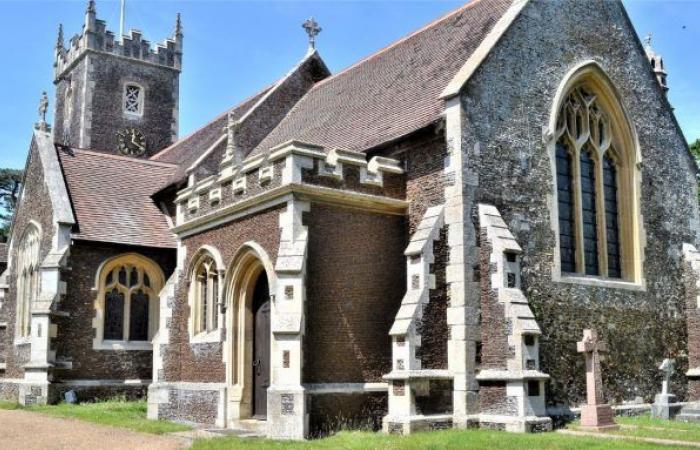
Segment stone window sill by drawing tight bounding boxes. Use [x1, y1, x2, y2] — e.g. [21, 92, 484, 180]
[190, 329, 222, 344]
[13, 336, 31, 346]
[555, 274, 645, 291]
[93, 340, 153, 351]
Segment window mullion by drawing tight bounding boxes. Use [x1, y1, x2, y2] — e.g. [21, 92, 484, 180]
[595, 151, 608, 277]
[572, 143, 585, 274]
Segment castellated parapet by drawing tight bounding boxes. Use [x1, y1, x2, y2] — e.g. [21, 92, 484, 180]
[54, 3, 182, 81]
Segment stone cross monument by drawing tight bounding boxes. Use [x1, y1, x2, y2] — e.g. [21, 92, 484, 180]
[652, 358, 680, 419]
[577, 329, 618, 431]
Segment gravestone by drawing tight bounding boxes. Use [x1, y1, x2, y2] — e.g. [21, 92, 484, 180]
[651, 359, 681, 419]
[576, 329, 619, 431]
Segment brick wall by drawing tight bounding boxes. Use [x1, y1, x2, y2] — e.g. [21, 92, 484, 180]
[53, 241, 175, 380]
[304, 203, 405, 383]
[164, 206, 282, 383]
[479, 231, 508, 370]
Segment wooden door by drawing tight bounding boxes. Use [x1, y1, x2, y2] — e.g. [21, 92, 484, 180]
[252, 275, 270, 419]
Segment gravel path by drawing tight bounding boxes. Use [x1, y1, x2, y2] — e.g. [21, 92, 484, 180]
[0, 409, 188, 450]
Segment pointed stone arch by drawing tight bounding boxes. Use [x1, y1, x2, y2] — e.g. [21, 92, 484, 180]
[222, 241, 277, 424]
[546, 60, 644, 286]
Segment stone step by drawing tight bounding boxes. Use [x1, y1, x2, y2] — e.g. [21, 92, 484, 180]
[677, 412, 700, 422]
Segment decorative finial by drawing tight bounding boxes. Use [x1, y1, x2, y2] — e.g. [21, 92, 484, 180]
[86, 0, 96, 14]
[175, 12, 183, 37]
[35, 91, 50, 132]
[302, 17, 322, 50]
[224, 110, 241, 163]
[56, 23, 64, 49]
[645, 32, 653, 48]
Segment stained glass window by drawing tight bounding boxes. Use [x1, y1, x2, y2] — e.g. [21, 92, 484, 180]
[604, 154, 622, 278]
[191, 253, 220, 335]
[554, 84, 630, 280]
[556, 143, 576, 273]
[15, 224, 40, 338]
[580, 147, 599, 276]
[104, 288, 125, 340]
[99, 257, 160, 344]
[129, 290, 149, 341]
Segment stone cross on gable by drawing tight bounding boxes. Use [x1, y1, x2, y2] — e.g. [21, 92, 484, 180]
[645, 32, 653, 48]
[302, 17, 321, 50]
[659, 358, 674, 395]
[577, 329, 607, 406]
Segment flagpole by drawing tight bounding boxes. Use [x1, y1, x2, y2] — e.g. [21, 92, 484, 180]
[119, 0, 125, 43]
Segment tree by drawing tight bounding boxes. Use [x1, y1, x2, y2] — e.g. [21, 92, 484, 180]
[691, 139, 700, 161]
[0, 168, 23, 242]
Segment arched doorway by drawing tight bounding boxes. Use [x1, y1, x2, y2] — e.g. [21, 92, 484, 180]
[224, 243, 276, 426]
[251, 273, 270, 419]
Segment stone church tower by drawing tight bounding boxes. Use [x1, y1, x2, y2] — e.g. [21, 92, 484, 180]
[53, 0, 182, 157]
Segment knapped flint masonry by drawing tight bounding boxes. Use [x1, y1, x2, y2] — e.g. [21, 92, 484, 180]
[0, 0, 698, 440]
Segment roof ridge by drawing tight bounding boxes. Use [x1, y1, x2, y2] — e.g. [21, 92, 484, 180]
[312, 0, 483, 90]
[64, 148, 179, 168]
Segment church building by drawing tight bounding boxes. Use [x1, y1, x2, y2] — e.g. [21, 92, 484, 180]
[1, 0, 699, 440]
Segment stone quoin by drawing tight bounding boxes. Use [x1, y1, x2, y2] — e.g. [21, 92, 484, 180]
[0, 0, 698, 440]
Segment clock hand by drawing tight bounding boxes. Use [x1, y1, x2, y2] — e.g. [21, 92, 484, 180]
[131, 132, 145, 150]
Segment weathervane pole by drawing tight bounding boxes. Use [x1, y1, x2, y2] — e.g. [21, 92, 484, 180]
[120, 0, 125, 43]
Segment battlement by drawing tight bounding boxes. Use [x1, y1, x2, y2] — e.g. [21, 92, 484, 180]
[54, 2, 182, 80]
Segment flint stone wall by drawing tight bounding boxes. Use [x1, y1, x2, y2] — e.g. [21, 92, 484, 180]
[463, 0, 699, 406]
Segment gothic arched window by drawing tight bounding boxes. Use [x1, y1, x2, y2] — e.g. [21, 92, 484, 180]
[553, 83, 639, 281]
[190, 251, 220, 336]
[15, 223, 41, 339]
[93, 254, 164, 350]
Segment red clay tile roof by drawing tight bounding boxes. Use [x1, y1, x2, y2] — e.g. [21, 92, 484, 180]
[0, 243, 6, 263]
[252, 0, 511, 156]
[150, 87, 271, 186]
[59, 148, 177, 248]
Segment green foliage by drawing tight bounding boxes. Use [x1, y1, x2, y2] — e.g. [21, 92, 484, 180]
[690, 139, 700, 161]
[691, 139, 700, 203]
[2, 399, 190, 434]
[0, 168, 23, 242]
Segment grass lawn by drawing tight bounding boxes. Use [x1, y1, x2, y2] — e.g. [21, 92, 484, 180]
[189, 428, 691, 450]
[570, 414, 700, 443]
[0, 399, 191, 435]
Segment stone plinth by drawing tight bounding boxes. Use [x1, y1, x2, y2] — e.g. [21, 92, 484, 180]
[651, 394, 681, 420]
[580, 404, 618, 431]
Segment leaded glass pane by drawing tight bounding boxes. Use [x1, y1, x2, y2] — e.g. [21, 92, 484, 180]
[580, 147, 599, 276]
[129, 289, 149, 341]
[104, 288, 125, 340]
[604, 154, 622, 278]
[129, 267, 139, 287]
[556, 142, 576, 273]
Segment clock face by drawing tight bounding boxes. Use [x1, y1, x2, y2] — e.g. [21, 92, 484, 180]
[117, 128, 147, 156]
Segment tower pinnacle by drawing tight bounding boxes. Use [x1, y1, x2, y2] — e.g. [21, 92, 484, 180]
[302, 17, 321, 51]
[85, 0, 97, 32]
[175, 12, 183, 38]
[643, 32, 669, 95]
[56, 23, 64, 49]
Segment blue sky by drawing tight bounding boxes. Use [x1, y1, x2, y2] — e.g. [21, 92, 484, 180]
[0, 0, 697, 169]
